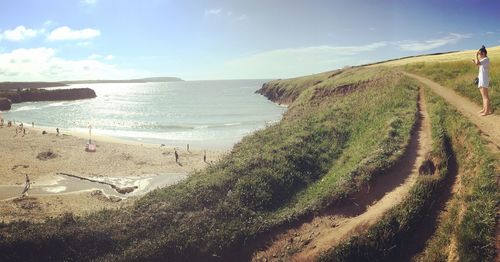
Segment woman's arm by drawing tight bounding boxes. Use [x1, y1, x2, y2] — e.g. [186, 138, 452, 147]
[472, 52, 481, 66]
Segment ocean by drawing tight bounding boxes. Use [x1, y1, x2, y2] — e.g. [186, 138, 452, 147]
[1, 79, 285, 149]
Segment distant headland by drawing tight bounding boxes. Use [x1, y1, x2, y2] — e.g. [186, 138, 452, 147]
[62, 77, 183, 85]
[0, 88, 97, 111]
[0, 77, 183, 91]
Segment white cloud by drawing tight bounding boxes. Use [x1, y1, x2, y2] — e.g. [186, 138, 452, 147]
[43, 20, 56, 27]
[47, 26, 100, 41]
[396, 33, 471, 51]
[223, 42, 387, 79]
[88, 54, 101, 59]
[77, 41, 92, 47]
[237, 14, 248, 21]
[0, 47, 137, 81]
[1, 26, 40, 41]
[87, 54, 114, 60]
[205, 9, 222, 16]
[81, 0, 98, 5]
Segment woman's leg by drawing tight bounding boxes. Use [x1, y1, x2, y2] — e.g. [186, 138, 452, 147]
[479, 88, 486, 113]
[481, 88, 491, 115]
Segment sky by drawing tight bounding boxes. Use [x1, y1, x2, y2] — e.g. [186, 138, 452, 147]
[0, 0, 499, 81]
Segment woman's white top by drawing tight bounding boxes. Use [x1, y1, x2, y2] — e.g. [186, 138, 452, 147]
[478, 57, 490, 87]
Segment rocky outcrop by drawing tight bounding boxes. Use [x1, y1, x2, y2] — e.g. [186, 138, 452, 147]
[0, 97, 11, 111]
[0, 88, 96, 110]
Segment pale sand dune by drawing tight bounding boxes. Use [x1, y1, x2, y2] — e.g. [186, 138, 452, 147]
[0, 125, 225, 222]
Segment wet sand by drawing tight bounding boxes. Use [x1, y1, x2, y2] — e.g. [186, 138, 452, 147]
[0, 124, 225, 222]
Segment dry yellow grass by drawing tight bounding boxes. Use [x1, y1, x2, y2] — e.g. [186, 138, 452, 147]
[375, 45, 500, 66]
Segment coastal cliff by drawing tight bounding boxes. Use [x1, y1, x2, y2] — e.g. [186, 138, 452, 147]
[0, 98, 11, 111]
[256, 70, 341, 105]
[0, 88, 96, 111]
[256, 81, 299, 105]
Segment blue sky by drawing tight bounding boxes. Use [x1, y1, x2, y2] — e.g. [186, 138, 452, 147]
[0, 0, 498, 81]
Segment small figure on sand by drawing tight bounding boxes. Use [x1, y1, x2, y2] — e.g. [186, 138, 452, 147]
[21, 174, 31, 197]
[187, 143, 190, 152]
[203, 150, 207, 163]
[32, 122, 34, 128]
[56, 128, 60, 136]
[174, 149, 179, 163]
[23, 128, 26, 137]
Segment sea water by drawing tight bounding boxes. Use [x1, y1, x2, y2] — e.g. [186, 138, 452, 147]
[1, 80, 285, 149]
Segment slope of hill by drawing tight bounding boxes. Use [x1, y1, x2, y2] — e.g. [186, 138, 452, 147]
[318, 46, 499, 262]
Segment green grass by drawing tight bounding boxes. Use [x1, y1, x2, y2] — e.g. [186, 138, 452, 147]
[404, 60, 499, 114]
[318, 82, 498, 262]
[0, 67, 419, 261]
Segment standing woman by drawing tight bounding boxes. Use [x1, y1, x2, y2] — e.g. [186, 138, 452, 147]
[473, 45, 491, 116]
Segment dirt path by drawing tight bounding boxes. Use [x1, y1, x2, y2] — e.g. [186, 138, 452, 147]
[405, 72, 500, 262]
[405, 72, 500, 149]
[252, 88, 433, 262]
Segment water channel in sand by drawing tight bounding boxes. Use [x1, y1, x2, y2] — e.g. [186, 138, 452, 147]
[0, 173, 187, 201]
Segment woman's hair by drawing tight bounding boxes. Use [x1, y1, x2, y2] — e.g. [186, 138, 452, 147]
[479, 45, 487, 55]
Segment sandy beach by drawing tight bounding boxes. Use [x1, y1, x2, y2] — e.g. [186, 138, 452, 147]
[0, 124, 225, 222]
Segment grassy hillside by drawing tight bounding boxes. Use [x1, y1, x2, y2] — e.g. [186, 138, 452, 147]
[0, 67, 419, 261]
[319, 74, 498, 261]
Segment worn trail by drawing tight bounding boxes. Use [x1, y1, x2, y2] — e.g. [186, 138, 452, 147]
[405, 72, 500, 149]
[251, 88, 433, 261]
[405, 72, 500, 261]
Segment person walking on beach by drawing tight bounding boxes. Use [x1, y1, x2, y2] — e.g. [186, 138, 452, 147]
[21, 174, 31, 197]
[203, 150, 207, 163]
[473, 45, 491, 116]
[56, 128, 60, 136]
[187, 144, 190, 153]
[174, 149, 179, 163]
[32, 122, 34, 128]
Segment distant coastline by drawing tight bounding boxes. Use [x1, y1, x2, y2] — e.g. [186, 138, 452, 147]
[62, 77, 183, 84]
[0, 88, 97, 111]
[0, 77, 183, 91]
